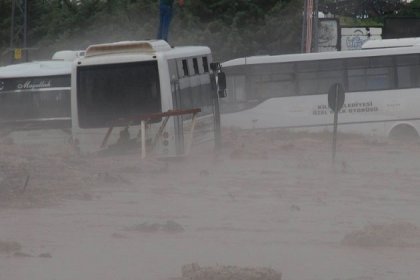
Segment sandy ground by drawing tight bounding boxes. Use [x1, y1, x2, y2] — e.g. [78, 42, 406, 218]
[1, 128, 420, 280]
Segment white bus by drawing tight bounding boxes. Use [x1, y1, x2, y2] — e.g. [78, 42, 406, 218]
[71, 40, 226, 156]
[0, 50, 84, 132]
[221, 39, 420, 139]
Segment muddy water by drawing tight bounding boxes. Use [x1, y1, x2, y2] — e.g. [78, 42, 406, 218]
[1, 129, 420, 280]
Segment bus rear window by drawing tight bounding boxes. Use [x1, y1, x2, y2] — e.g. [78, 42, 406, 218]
[77, 61, 161, 128]
[0, 90, 70, 121]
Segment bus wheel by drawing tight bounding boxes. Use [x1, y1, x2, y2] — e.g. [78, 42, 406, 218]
[389, 124, 419, 142]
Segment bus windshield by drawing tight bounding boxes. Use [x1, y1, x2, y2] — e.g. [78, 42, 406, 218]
[77, 61, 161, 129]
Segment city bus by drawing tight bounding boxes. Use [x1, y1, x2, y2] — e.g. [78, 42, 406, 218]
[0, 50, 84, 132]
[221, 38, 420, 139]
[71, 40, 226, 157]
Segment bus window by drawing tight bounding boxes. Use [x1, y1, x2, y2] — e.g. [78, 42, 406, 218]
[0, 73, 71, 124]
[346, 58, 369, 92]
[266, 62, 297, 97]
[366, 67, 394, 90]
[77, 61, 161, 128]
[397, 66, 413, 88]
[396, 55, 419, 88]
[319, 59, 344, 71]
[318, 70, 345, 94]
[318, 59, 345, 94]
[267, 73, 295, 97]
[202, 57, 209, 73]
[182, 59, 189, 76]
[187, 59, 195, 77]
[270, 62, 294, 73]
[366, 57, 395, 90]
[348, 68, 366, 92]
[370, 56, 393, 67]
[250, 64, 270, 76]
[347, 57, 369, 69]
[348, 57, 395, 92]
[296, 60, 318, 72]
[297, 71, 318, 95]
[296, 61, 319, 95]
[193, 58, 200, 75]
[177, 60, 185, 77]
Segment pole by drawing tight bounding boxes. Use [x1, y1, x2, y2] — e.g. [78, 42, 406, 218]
[332, 84, 339, 165]
[10, 0, 16, 63]
[301, 0, 308, 53]
[23, 0, 28, 61]
[313, 0, 319, 52]
[305, 0, 314, 53]
[332, 108, 338, 164]
[214, 92, 222, 151]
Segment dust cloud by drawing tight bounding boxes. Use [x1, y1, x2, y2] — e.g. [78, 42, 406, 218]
[1, 128, 420, 280]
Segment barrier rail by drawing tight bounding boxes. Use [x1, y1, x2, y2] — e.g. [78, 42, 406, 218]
[101, 108, 201, 158]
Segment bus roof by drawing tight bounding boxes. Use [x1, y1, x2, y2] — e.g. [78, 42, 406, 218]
[78, 40, 211, 65]
[52, 50, 85, 61]
[0, 50, 83, 78]
[222, 44, 420, 68]
[0, 60, 72, 78]
[85, 40, 173, 57]
[362, 37, 420, 49]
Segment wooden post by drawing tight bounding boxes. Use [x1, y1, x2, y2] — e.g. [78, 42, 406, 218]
[185, 112, 198, 155]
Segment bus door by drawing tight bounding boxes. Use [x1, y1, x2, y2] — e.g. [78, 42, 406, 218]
[168, 59, 185, 155]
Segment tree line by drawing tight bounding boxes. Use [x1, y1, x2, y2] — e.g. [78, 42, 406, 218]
[0, 0, 419, 64]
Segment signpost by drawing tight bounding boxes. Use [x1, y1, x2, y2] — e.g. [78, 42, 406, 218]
[14, 48, 22, 60]
[328, 83, 345, 164]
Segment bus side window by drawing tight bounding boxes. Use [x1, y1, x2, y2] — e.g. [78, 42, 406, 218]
[187, 59, 194, 76]
[182, 59, 189, 76]
[269, 62, 296, 97]
[347, 58, 369, 92]
[366, 56, 395, 90]
[396, 55, 419, 88]
[226, 75, 246, 103]
[202, 57, 209, 73]
[317, 59, 345, 94]
[177, 60, 185, 77]
[193, 58, 200, 75]
[296, 61, 319, 95]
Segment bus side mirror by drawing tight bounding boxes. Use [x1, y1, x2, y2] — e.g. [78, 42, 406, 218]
[217, 72, 227, 98]
[210, 62, 220, 72]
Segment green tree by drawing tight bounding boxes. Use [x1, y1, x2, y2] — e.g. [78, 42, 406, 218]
[320, 0, 410, 19]
[1, 0, 305, 63]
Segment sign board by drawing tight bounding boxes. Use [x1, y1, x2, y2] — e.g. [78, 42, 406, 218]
[328, 83, 345, 112]
[14, 48, 22, 60]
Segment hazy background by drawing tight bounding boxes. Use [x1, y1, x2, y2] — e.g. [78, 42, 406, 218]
[0, 0, 304, 64]
[2, 0, 420, 64]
